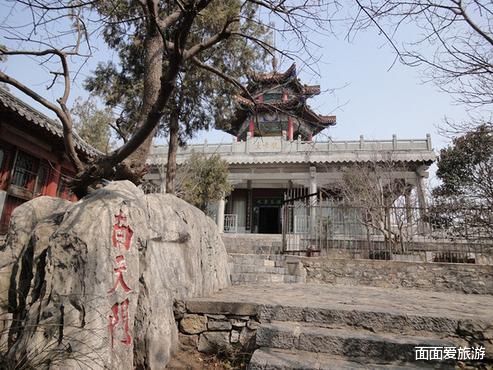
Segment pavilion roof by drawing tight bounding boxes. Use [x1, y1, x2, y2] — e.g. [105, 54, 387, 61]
[224, 63, 336, 137]
[249, 63, 321, 97]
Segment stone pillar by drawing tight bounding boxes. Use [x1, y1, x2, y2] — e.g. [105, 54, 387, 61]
[415, 167, 429, 234]
[309, 177, 317, 198]
[246, 180, 252, 232]
[416, 176, 427, 211]
[217, 196, 225, 234]
[309, 167, 317, 238]
[426, 133, 432, 150]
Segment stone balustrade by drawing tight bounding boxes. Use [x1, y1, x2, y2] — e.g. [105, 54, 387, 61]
[148, 134, 434, 165]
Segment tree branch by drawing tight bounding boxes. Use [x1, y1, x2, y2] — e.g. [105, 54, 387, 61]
[0, 71, 83, 170]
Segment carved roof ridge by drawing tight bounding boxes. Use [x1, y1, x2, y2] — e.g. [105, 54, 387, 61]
[250, 62, 297, 84]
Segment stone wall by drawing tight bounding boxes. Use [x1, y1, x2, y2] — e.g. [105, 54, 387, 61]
[297, 257, 493, 294]
[174, 301, 259, 356]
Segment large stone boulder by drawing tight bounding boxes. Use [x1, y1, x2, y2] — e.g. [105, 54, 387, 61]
[0, 181, 230, 369]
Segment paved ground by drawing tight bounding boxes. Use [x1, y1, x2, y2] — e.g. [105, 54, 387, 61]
[189, 283, 493, 321]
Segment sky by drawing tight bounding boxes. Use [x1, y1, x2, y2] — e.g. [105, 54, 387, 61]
[0, 2, 478, 170]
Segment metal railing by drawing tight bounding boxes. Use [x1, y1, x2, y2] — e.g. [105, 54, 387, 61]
[224, 214, 238, 233]
[282, 196, 493, 263]
[294, 214, 309, 234]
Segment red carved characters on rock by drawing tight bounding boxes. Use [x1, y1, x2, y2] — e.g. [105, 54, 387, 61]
[108, 210, 134, 349]
[112, 210, 133, 251]
[107, 255, 132, 294]
[108, 299, 132, 347]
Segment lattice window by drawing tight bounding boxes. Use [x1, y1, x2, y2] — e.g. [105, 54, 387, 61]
[10, 151, 39, 192]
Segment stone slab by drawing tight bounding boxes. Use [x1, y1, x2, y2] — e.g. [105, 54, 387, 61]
[208, 320, 233, 331]
[186, 300, 258, 315]
[248, 348, 452, 370]
[256, 321, 456, 362]
[185, 284, 493, 338]
[187, 283, 493, 322]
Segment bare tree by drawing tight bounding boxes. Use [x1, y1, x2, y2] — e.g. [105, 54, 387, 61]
[0, 0, 336, 197]
[352, 0, 493, 108]
[340, 152, 420, 253]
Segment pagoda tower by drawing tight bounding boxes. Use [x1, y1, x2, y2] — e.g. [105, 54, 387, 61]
[226, 63, 336, 141]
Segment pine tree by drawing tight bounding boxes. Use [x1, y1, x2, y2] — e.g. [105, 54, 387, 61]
[85, 1, 269, 194]
[72, 97, 114, 153]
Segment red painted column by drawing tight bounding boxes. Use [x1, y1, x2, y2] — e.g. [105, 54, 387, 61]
[249, 117, 254, 138]
[287, 117, 294, 141]
[45, 162, 61, 197]
[307, 132, 313, 142]
[0, 149, 13, 191]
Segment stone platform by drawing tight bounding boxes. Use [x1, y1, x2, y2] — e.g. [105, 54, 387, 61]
[184, 284, 493, 369]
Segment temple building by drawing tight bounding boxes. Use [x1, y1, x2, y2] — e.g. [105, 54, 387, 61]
[146, 64, 436, 235]
[0, 88, 98, 234]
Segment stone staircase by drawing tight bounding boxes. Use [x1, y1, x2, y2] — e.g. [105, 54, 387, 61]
[248, 301, 476, 369]
[217, 235, 492, 368]
[250, 320, 456, 369]
[229, 253, 304, 285]
[223, 234, 305, 285]
[185, 283, 492, 369]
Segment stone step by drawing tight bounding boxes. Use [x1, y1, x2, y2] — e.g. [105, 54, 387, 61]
[232, 264, 286, 274]
[248, 347, 453, 370]
[229, 253, 285, 264]
[251, 245, 283, 254]
[231, 272, 301, 285]
[256, 321, 457, 363]
[257, 304, 466, 338]
[185, 284, 493, 351]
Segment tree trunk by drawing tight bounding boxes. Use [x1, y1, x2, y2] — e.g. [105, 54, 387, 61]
[166, 112, 180, 194]
[123, 27, 164, 173]
[70, 22, 181, 197]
